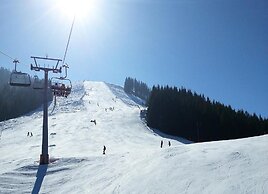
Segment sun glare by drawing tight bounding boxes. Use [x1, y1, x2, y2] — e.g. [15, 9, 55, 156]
[56, 0, 92, 19]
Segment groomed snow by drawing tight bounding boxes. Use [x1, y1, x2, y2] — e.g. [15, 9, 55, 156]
[0, 81, 267, 194]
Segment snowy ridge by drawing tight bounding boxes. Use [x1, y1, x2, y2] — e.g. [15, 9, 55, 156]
[0, 81, 267, 194]
[106, 83, 146, 108]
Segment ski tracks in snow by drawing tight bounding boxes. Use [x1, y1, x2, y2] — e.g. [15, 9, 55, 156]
[0, 81, 268, 193]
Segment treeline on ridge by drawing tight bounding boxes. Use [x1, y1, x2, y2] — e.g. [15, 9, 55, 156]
[0, 67, 52, 122]
[124, 77, 150, 101]
[146, 85, 268, 142]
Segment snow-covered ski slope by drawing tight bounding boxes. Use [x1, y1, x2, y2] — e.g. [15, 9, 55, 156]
[0, 81, 267, 194]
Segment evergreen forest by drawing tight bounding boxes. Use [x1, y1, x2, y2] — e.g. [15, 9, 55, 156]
[146, 85, 268, 142]
[124, 77, 151, 101]
[0, 67, 52, 122]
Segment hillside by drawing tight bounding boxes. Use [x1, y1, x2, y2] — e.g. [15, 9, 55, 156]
[0, 81, 267, 194]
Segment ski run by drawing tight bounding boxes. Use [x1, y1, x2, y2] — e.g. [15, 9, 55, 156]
[0, 81, 267, 194]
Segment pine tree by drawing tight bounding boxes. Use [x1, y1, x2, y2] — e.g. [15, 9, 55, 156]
[123, 77, 151, 101]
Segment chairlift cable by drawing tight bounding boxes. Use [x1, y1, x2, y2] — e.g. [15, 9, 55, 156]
[0, 50, 29, 67]
[0, 50, 15, 61]
[0, 50, 31, 87]
[62, 16, 76, 66]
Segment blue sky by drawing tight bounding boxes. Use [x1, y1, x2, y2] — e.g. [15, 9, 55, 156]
[0, 0, 268, 117]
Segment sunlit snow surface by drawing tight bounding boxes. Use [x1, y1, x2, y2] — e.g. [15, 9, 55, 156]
[0, 81, 267, 194]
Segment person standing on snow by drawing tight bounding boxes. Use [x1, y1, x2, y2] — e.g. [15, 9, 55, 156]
[160, 140, 163, 148]
[103, 145, 106, 155]
[168, 141, 171, 147]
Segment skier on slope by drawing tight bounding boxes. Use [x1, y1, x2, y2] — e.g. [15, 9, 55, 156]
[103, 145, 106, 155]
[90, 120, 96, 125]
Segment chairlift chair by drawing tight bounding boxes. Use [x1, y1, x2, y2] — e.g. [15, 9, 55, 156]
[32, 75, 44, 89]
[9, 59, 31, 87]
[50, 77, 72, 97]
[10, 71, 31, 87]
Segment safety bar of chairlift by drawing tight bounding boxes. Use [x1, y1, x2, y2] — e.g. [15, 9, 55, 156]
[51, 78, 72, 91]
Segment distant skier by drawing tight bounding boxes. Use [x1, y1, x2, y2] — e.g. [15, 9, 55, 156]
[90, 120, 96, 125]
[103, 145, 106, 155]
[30, 132, 33, 137]
[168, 141, 171, 147]
[27, 132, 30, 136]
[160, 140, 163, 148]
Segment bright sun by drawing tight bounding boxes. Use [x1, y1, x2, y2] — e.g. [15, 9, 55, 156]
[56, 0, 93, 19]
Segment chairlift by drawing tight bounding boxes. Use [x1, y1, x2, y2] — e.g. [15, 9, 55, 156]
[51, 77, 72, 97]
[9, 59, 31, 87]
[32, 75, 44, 89]
[50, 64, 72, 97]
[10, 71, 31, 87]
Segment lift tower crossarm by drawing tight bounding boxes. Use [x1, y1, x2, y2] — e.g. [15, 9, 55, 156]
[31, 56, 62, 71]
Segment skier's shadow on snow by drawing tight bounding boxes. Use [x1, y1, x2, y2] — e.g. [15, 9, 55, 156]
[32, 164, 48, 194]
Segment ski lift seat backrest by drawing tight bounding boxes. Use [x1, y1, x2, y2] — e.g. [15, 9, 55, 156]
[10, 71, 31, 87]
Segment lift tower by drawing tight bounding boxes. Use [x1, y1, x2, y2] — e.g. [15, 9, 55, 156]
[30, 56, 62, 165]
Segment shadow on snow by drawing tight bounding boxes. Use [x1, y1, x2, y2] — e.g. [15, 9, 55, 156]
[32, 164, 48, 194]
